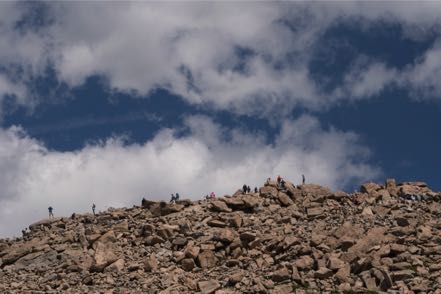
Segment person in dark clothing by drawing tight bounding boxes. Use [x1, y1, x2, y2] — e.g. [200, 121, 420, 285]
[170, 194, 176, 203]
[254, 187, 258, 193]
[247, 185, 251, 193]
[48, 206, 54, 219]
[175, 193, 180, 201]
[92, 203, 96, 215]
[302, 174, 305, 185]
[243, 184, 247, 194]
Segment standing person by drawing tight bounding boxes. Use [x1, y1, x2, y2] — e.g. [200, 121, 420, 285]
[254, 187, 258, 193]
[277, 175, 282, 185]
[175, 193, 180, 202]
[242, 184, 247, 194]
[302, 174, 305, 185]
[247, 185, 251, 193]
[170, 194, 175, 203]
[48, 206, 54, 219]
[92, 203, 96, 215]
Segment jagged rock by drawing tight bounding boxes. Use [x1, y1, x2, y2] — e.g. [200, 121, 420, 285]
[144, 254, 158, 272]
[198, 280, 220, 293]
[215, 228, 236, 243]
[1, 178, 440, 292]
[327, 256, 345, 270]
[145, 235, 165, 245]
[239, 232, 256, 244]
[197, 250, 217, 269]
[260, 186, 278, 198]
[180, 258, 195, 271]
[361, 206, 374, 216]
[271, 267, 290, 282]
[294, 255, 314, 270]
[91, 241, 118, 272]
[210, 201, 232, 213]
[207, 220, 227, 228]
[104, 258, 125, 273]
[361, 182, 381, 194]
[184, 244, 200, 259]
[307, 207, 324, 218]
[391, 269, 414, 281]
[277, 192, 293, 206]
[314, 267, 333, 279]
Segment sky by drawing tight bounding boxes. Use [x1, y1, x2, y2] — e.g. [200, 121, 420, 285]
[1, 2, 441, 237]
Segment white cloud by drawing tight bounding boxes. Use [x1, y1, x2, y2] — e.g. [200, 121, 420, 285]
[0, 115, 380, 237]
[1, 2, 441, 115]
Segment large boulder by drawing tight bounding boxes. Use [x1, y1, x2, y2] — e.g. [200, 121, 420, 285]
[360, 182, 381, 194]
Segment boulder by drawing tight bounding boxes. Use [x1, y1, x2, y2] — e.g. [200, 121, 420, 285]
[277, 192, 294, 206]
[197, 250, 217, 269]
[91, 241, 118, 272]
[360, 182, 381, 194]
[198, 280, 221, 294]
[210, 201, 232, 213]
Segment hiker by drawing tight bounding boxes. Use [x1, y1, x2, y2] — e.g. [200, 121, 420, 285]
[92, 203, 96, 215]
[210, 192, 216, 199]
[247, 185, 251, 193]
[254, 187, 258, 193]
[175, 193, 180, 201]
[277, 175, 282, 187]
[48, 206, 54, 219]
[243, 184, 247, 194]
[170, 194, 176, 203]
[302, 174, 305, 185]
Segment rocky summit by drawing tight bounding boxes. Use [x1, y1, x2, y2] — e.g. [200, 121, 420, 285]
[1, 179, 441, 293]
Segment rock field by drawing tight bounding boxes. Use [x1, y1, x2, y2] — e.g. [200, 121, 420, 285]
[1, 178, 440, 293]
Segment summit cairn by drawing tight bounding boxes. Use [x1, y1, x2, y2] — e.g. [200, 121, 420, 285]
[1, 179, 440, 292]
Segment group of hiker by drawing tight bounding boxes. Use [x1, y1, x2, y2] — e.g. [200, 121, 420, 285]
[45, 174, 307, 219]
[203, 192, 216, 200]
[47, 203, 97, 219]
[170, 193, 180, 203]
[242, 184, 258, 194]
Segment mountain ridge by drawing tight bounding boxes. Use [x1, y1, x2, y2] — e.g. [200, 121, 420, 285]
[1, 178, 440, 293]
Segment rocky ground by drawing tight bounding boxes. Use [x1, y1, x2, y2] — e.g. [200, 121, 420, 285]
[1, 179, 441, 293]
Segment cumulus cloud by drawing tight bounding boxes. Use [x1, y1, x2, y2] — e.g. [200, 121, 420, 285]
[0, 115, 380, 237]
[2, 2, 441, 117]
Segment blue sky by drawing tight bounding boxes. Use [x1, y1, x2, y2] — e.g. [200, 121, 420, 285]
[1, 2, 441, 236]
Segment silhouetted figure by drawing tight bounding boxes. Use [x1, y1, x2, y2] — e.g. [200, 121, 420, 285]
[302, 174, 305, 185]
[277, 175, 282, 187]
[92, 203, 96, 215]
[170, 194, 176, 203]
[175, 193, 180, 202]
[247, 185, 251, 193]
[243, 184, 247, 194]
[254, 187, 258, 193]
[48, 206, 54, 219]
[71, 213, 76, 220]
